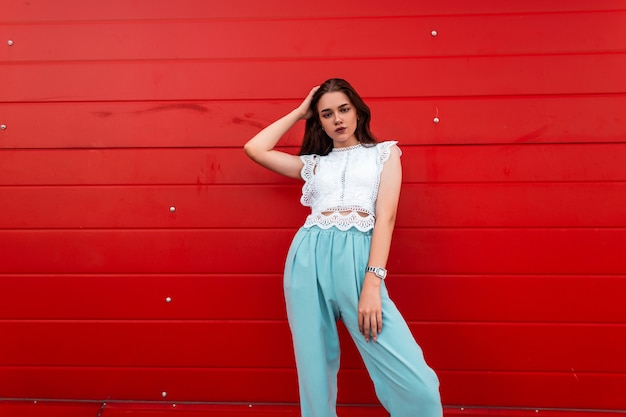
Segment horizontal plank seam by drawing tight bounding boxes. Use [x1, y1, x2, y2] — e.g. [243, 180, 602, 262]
[4, 91, 626, 106]
[3, 7, 626, 25]
[4, 49, 626, 65]
[2, 180, 626, 188]
[3, 92, 626, 107]
[1, 273, 625, 278]
[3, 50, 626, 67]
[2, 179, 626, 186]
[0, 366, 625, 376]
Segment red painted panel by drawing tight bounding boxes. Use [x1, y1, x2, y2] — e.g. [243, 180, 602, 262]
[4, 0, 624, 22]
[0, 366, 302, 404]
[2, 12, 625, 62]
[0, 229, 623, 275]
[0, 401, 102, 417]
[1, 274, 625, 324]
[1, 321, 625, 373]
[392, 228, 626, 275]
[2, 183, 625, 229]
[2, 55, 625, 103]
[401, 143, 626, 183]
[388, 275, 626, 324]
[0, 185, 305, 229]
[0, 147, 300, 185]
[0, 320, 295, 369]
[12, 400, 378, 417]
[441, 371, 626, 410]
[2, 144, 626, 185]
[2, 96, 626, 150]
[0, 367, 625, 409]
[401, 183, 626, 227]
[0, 274, 288, 321]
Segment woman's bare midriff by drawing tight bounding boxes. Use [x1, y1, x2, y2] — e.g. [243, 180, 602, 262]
[322, 210, 369, 217]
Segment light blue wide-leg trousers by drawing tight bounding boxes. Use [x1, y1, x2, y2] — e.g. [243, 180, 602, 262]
[284, 226, 442, 417]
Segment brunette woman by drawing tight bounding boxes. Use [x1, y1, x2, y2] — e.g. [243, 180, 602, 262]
[244, 78, 441, 417]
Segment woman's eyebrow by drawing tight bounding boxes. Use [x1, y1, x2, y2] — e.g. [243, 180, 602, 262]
[319, 103, 350, 113]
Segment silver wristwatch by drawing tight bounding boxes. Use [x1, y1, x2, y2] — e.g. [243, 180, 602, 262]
[366, 266, 387, 280]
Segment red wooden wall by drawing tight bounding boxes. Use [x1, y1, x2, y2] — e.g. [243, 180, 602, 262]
[1, 0, 626, 414]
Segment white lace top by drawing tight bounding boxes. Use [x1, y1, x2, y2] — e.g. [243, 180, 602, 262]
[299, 141, 401, 232]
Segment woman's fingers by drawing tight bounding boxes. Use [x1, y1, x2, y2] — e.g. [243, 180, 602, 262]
[296, 85, 320, 119]
[369, 316, 378, 342]
[359, 312, 370, 341]
[370, 312, 383, 342]
[359, 311, 383, 343]
[358, 281, 383, 343]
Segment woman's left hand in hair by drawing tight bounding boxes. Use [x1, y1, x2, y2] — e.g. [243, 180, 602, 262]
[358, 276, 383, 343]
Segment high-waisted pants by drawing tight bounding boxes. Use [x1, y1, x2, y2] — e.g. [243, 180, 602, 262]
[284, 226, 442, 417]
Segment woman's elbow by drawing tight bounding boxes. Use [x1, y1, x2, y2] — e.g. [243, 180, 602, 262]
[243, 141, 258, 161]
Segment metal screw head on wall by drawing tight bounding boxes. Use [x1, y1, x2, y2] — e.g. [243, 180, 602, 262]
[0, 124, 6, 130]
[7, 40, 14, 46]
[431, 30, 438, 37]
[433, 117, 440, 123]
[169, 206, 176, 212]
[165, 297, 172, 303]
[161, 391, 168, 398]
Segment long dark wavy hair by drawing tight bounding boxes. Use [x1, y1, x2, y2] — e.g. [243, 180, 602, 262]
[299, 78, 378, 156]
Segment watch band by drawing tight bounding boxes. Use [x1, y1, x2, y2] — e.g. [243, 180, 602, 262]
[366, 266, 387, 279]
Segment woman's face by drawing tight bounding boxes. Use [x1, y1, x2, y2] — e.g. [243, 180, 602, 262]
[317, 91, 359, 148]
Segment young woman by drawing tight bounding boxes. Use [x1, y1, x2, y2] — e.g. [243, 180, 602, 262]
[244, 78, 441, 417]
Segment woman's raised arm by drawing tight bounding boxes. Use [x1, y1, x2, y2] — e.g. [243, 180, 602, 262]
[244, 86, 319, 179]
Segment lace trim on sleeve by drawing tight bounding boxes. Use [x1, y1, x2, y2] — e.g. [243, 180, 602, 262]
[377, 140, 401, 164]
[299, 154, 318, 208]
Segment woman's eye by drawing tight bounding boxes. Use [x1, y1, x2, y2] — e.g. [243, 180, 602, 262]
[340, 107, 350, 113]
[322, 113, 332, 118]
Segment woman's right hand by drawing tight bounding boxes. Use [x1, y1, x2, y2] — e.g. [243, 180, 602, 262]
[244, 85, 319, 179]
[295, 85, 320, 120]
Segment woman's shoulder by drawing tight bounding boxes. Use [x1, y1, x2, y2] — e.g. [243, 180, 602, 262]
[375, 140, 399, 147]
[374, 140, 402, 158]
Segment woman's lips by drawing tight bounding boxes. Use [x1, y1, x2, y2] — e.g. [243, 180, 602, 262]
[335, 127, 346, 133]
